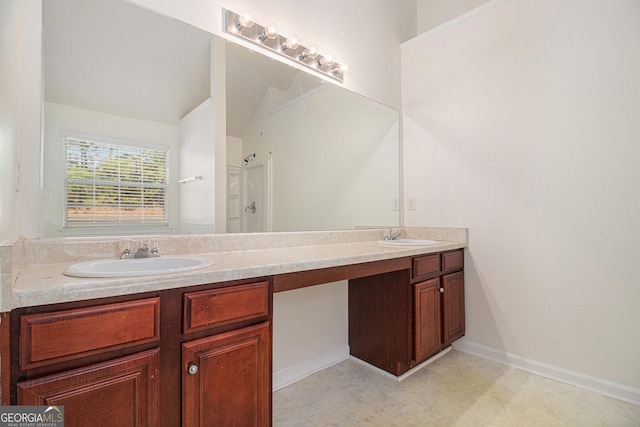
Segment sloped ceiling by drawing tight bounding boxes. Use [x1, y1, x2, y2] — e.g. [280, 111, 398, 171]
[43, 0, 301, 135]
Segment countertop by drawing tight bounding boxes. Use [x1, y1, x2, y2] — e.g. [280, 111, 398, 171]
[9, 228, 467, 309]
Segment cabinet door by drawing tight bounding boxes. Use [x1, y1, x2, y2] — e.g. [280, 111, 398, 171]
[442, 271, 465, 345]
[182, 322, 270, 427]
[414, 278, 441, 363]
[18, 349, 160, 427]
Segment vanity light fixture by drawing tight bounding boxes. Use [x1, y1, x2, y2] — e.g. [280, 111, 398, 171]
[223, 9, 347, 83]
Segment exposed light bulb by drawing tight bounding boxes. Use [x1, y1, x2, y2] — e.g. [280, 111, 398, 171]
[281, 34, 299, 51]
[299, 44, 319, 60]
[337, 63, 349, 73]
[265, 23, 279, 39]
[237, 11, 254, 29]
[319, 53, 335, 67]
[258, 23, 279, 42]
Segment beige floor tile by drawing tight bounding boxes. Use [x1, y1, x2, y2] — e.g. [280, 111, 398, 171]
[273, 350, 640, 426]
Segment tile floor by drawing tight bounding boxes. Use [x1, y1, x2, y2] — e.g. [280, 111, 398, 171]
[273, 350, 640, 426]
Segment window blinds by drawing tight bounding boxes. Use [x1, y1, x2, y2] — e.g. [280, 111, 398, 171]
[64, 136, 169, 228]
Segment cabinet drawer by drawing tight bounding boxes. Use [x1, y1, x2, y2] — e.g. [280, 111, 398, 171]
[183, 281, 269, 334]
[20, 298, 160, 370]
[412, 254, 441, 280]
[442, 249, 464, 271]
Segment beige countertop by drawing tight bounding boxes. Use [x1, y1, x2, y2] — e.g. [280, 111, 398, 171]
[9, 228, 467, 309]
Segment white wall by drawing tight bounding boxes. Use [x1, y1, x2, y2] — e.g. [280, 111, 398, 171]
[227, 136, 243, 167]
[403, 0, 640, 391]
[128, 0, 407, 110]
[179, 99, 216, 234]
[241, 83, 400, 232]
[42, 103, 181, 237]
[0, 0, 23, 246]
[416, 0, 494, 33]
[1, 0, 41, 242]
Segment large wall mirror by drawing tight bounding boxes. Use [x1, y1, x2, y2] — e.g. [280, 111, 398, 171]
[40, 0, 400, 237]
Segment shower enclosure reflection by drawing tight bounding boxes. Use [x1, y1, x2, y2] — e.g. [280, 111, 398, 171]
[226, 162, 271, 233]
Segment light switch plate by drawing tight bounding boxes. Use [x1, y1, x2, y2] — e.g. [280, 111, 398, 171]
[408, 197, 416, 210]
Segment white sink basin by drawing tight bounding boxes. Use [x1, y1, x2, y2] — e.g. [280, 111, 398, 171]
[377, 239, 442, 247]
[64, 256, 214, 278]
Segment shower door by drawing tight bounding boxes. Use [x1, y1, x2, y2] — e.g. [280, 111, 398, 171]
[242, 161, 271, 233]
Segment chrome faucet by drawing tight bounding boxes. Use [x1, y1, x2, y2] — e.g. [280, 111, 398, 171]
[128, 239, 160, 258]
[384, 228, 402, 241]
[134, 241, 149, 258]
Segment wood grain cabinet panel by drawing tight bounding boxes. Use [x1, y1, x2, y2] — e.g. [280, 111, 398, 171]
[20, 298, 160, 370]
[348, 270, 412, 376]
[442, 249, 464, 272]
[182, 322, 271, 427]
[9, 280, 274, 424]
[442, 271, 465, 345]
[18, 349, 160, 427]
[412, 254, 441, 281]
[414, 278, 442, 362]
[350, 250, 465, 375]
[183, 281, 269, 334]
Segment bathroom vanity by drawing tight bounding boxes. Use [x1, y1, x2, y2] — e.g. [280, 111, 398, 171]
[349, 249, 465, 376]
[0, 228, 466, 426]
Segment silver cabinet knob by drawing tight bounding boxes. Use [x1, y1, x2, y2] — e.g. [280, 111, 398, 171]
[440, 288, 444, 293]
[187, 364, 199, 375]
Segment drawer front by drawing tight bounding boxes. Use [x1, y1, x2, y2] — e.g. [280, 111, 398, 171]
[183, 281, 269, 334]
[20, 298, 160, 370]
[442, 249, 464, 272]
[412, 254, 441, 280]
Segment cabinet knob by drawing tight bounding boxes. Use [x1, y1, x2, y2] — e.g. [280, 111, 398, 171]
[440, 288, 444, 293]
[187, 364, 199, 375]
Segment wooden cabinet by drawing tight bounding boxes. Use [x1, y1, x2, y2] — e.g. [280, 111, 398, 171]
[442, 271, 465, 346]
[182, 322, 271, 426]
[18, 349, 160, 427]
[412, 250, 465, 363]
[413, 270, 465, 364]
[182, 281, 271, 427]
[8, 279, 273, 427]
[414, 278, 441, 362]
[349, 249, 465, 376]
[349, 270, 412, 376]
[19, 298, 160, 370]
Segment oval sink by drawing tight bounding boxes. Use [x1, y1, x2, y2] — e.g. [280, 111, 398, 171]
[377, 239, 442, 247]
[64, 256, 214, 278]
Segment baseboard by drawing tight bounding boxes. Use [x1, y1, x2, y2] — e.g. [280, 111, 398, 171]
[351, 347, 453, 382]
[272, 345, 350, 391]
[452, 339, 640, 406]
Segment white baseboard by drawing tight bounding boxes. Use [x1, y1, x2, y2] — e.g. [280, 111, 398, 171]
[273, 345, 350, 391]
[351, 347, 453, 382]
[452, 339, 640, 406]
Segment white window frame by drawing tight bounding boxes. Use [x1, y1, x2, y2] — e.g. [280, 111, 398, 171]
[62, 132, 170, 234]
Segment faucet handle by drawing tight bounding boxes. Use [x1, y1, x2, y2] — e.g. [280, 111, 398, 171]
[120, 240, 134, 259]
[149, 239, 160, 257]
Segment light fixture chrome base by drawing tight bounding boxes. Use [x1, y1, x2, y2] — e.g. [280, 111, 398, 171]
[223, 9, 345, 83]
